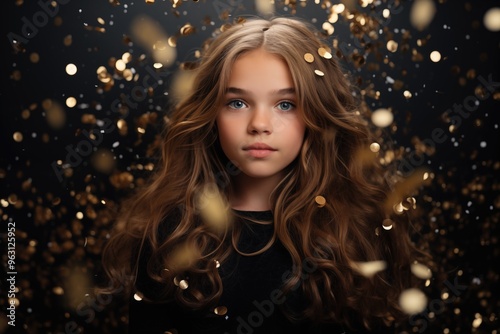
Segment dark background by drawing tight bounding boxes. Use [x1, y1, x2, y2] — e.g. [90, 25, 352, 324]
[1, 0, 499, 333]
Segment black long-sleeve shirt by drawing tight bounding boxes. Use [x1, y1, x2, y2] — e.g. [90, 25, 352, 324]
[129, 210, 394, 334]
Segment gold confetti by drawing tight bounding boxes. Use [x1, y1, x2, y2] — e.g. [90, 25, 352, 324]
[133, 292, 143, 301]
[483, 7, 500, 31]
[382, 218, 394, 230]
[255, 0, 274, 16]
[179, 280, 189, 290]
[317, 47, 332, 59]
[214, 306, 228, 315]
[66, 97, 77, 108]
[371, 108, 393, 128]
[399, 288, 428, 314]
[411, 262, 432, 279]
[351, 260, 387, 277]
[410, 0, 436, 31]
[43, 99, 66, 129]
[314, 69, 325, 77]
[315, 195, 326, 207]
[13, 132, 23, 142]
[369, 142, 380, 153]
[304, 53, 314, 63]
[196, 183, 231, 232]
[430, 50, 441, 62]
[386, 40, 398, 53]
[65, 63, 77, 75]
[322, 21, 334, 35]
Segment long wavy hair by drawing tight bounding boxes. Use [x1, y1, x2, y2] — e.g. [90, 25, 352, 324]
[101, 17, 425, 330]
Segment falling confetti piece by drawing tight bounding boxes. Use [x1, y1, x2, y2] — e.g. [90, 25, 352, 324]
[304, 53, 315, 63]
[371, 108, 393, 128]
[66, 63, 78, 75]
[483, 7, 500, 31]
[411, 262, 432, 279]
[410, 0, 436, 31]
[314, 69, 325, 77]
[399, 288, 428, 314]
[352, 260, 387, 277]
[430, 50, 441, 62]
[214, 306, 228, 315]
[315, 195, 326, 207]
[255, 0, 274, 16]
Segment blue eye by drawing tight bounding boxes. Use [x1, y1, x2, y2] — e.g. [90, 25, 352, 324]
[277, 101, 295, 111]
[227, 100, 247, 109]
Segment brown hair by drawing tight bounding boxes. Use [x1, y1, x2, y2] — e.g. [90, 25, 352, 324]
[101, 17, 425, 330]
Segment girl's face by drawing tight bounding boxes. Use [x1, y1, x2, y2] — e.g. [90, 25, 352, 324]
[216, 48, 305, 180]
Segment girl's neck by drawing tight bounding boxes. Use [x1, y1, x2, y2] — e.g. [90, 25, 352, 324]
[230, 173, 283, 211]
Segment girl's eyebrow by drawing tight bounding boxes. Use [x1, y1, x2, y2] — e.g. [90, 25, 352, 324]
[225, 87, 296, 96]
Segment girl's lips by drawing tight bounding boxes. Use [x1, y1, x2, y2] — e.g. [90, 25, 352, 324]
[243, 143, 277, 158]
[245, 149, 275, 158]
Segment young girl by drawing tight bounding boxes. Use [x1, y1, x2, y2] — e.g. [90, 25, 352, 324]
[101, 17, 426, 333]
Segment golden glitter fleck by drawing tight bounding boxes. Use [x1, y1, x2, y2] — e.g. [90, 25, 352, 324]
[180, 23, 196, 36]
[317, 47, 332, 59]
[13, 132, 23, 142]
[145, 0, 155, 3]
[411, 262, 432, 279]
[97, 17, 106, 25]
[483, 7, 500, 31]
[76, 212, 83, 219]
[383, 9, 390, 18]
[304, 53, 314, 63]
[410, 0, 436, 31]
[322, 21, 334, 35]
[173, 276, 180, 286]
[115, 59, 126, 71]
[214, 260, 221, 268]
[403, 90, 412, 99]
[315, 195, 326, 207]
[255, 0, 274, 16]
[179, 280, 189, 290]
[352, 260, 387, 277]
[386, 40, 398, 53]
[66, 97, 77, 108]
[92, 149, 116, 174]
[382, 218, 394, 230]
[63, 34, 72, 46]
[393, 202, 404, 215]
[472, 316, 483, 328]
[196, 183, 231, 232]
[332, 3, 345, 13]
[133, 292, 144, 301]
[30, 53, 40, 63]
[53, 286, 64, 295]
[214, 306, 228, 316]
[66, 63, 77, 76]
[371, 108, 393, 128]
[314, 69, 325, 77]
[399, 288, 428, 314]
[375, 227, 380, 236]
[328, 12, 339, 24]
[430, 50, 441, 62]
[44, 99, 66, 129]
[369, 142, 380, 153]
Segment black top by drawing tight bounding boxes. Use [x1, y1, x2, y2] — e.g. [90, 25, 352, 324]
[129, 210, 393, 334]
